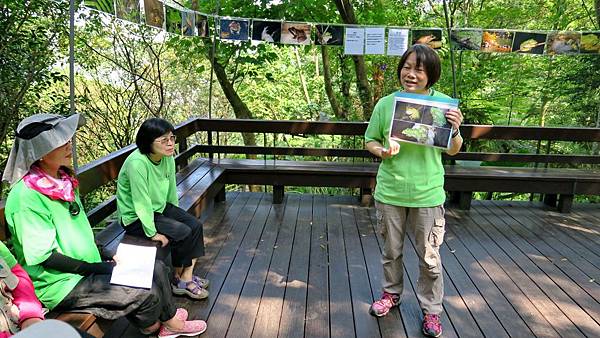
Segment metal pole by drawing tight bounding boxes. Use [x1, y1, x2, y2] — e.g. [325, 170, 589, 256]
[442, 0, 457, 98]
[69, 0, 79, 171]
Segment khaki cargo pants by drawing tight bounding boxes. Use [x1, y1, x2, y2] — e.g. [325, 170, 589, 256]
[375, 201, 446, 315]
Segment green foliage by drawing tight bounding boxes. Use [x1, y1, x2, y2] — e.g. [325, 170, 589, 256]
[1, 0, 599, 205]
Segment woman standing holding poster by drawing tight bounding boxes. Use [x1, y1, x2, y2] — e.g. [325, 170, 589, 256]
[364, 44, 463, 337]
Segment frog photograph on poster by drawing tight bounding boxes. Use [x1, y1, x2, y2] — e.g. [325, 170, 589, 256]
[389, 93, 459, 149]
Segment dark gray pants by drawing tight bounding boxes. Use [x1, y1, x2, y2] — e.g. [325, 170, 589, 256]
[125, 203, 205, 268]
[55, 260, 177, 329]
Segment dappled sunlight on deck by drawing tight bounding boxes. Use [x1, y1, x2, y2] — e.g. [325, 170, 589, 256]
[114, 192, 600, 337]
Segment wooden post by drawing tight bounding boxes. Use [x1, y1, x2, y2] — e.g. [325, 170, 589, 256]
[273, 185, 284, 204]
[215, 186, 226, 203]
[360, 187, 373, 206]
[543, 194, 557, 207]
[458, 192, 472, 210]
[558, 194, 573, 213]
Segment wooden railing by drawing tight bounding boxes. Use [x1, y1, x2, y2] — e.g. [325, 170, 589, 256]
[1, 117, 599, 238]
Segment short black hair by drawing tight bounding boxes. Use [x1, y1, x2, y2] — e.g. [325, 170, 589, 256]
[397, 44, 441, 89]
[135, 118, 175, 154]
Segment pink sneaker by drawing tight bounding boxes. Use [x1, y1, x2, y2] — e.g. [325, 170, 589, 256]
[369, 292, 400, 317]
[174, 308, 188, 321]
[422, 313, 443, 337]
[158, 319, 207, 338]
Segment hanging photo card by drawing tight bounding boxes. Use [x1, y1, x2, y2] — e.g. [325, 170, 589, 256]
[580, 32, 600, 54]
[143, 0, 163, 29]
[389, 93, 459, 149]
[387, 28, 409, 56]
[546, 31, 581, 55]
[365, 27, 386, 54]
[344, 27, 365, 55]
[165, 6, 181, 35]
[252, 20, 282, 43]
[411, 29, 443, 49]
[450, 29, 482, 50]
[220, 18, 249, 41]
[481, 30, 514, 53]
[196, 14, 209, 37]
[181, 12, 195, 36]
[512, 32, 547, 54]
[315, 25, 344, 46]
[116, 0, 139, 23]
[84, 0, 115, 15]
[281, 22, 312, 45]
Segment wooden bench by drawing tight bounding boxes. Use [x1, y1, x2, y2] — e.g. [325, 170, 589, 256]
[185, 118, 600, 213]
[0, 123, 225, 337]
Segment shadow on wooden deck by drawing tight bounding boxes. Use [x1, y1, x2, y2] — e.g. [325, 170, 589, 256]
[116, 192, 600, 338]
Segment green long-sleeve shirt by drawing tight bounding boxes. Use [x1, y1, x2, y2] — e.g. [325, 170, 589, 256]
[116, 149, 178, 237]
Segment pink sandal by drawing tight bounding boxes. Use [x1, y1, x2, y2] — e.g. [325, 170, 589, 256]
[158, 319, 207, 338]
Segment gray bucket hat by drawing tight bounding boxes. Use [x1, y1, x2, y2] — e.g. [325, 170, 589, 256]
[2, 114, 85, 186]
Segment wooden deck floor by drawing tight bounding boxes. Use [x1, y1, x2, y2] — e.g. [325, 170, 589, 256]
[117, 192, 600, 337]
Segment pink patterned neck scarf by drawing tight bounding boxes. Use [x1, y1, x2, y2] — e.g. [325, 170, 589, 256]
[23, 165, 79, 202]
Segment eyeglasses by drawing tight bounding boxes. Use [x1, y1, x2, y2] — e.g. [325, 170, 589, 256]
[154, 135, 177, 145]
[68, 201, 80, 216]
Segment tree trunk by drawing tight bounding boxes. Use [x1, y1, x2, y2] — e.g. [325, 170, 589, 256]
[321, 46, 344, 119]
[212, 57, 256, 147]
[595, 0, 600, 27]
[293, 47, 311, 104]
[339, 54, 353, 115]
[333, 0, 374, 120]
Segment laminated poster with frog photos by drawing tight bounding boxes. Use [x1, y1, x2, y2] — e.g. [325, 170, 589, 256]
[389, 93, 459, 149]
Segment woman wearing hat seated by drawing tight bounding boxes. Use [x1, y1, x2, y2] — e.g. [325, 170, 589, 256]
[2, 114, 206, 337]
[116, 118, 208, 300]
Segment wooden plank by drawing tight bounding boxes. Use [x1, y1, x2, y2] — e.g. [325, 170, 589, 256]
[193, 118, 600, 142]
[304, 195, 331, 338]
[446, 209, 560, 337]
[355, 202, 407, 338]
[193, 192, 260, 320]
[494, 201, 600, 276]
[439, 239, 504, 337]
[339, 196, 381, 337]
[226, 197, 286, 336]
[441, 213, 532, 337]
[278, 194, 313, 338]
[443, 210, 535, 337]
[465, 203, 589, 337]
[251, 194, 299, 338]
[205, 194, 272, 338]
[479, 202, 600, 330]
[523, 202, 600, 257]
[326, 195, 355, 338]
[485, 202, 600, 304]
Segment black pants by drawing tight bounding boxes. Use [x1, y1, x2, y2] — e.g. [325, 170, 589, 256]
[55, 260, 177, 329]
[125, 203, 205, 268]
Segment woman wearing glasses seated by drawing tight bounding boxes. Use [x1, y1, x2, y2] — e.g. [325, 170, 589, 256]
[116, 118, 209, 300]
[2, 114, 207, 337]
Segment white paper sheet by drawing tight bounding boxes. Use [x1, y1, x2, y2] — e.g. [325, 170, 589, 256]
[387, 28, 409, 56]
[344, 27, 365, 55]
[365, 27, 386, 54]
[110, 243, 157, 289]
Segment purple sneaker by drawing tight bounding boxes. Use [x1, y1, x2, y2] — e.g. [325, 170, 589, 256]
[422, 313, 443, 337]
[369, 292, 400, 317]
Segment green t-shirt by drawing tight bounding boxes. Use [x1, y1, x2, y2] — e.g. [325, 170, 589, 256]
[0, 242, 17, 269]
[116, 149, 178, 237]
[4, 180, 101, 310]
[365, 89, 450, 207]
